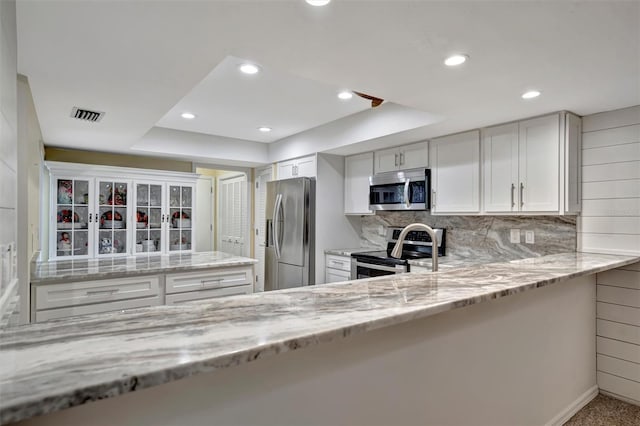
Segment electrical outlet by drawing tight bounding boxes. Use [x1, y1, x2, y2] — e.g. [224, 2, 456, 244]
[525, 230, 535, 244]
[510, 229, 521, 244]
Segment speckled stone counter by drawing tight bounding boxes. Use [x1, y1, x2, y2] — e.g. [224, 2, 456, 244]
[324, 248, 378, 256]
[31, 252, 258, 285]
[2, 252, 638, 424]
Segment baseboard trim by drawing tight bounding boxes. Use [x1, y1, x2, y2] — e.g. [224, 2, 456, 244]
[545, 385, 599, 426]
[600, 389, 640, 407]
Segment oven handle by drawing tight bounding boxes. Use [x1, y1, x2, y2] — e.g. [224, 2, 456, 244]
[354, 261, 405, 273]
[404, 178, 411, 208]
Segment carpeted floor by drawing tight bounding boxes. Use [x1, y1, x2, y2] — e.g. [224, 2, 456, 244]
[564, 394, 640, 425]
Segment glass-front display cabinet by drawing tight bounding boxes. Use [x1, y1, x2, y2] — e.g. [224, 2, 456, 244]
[96, 180, 130, 257]
[47, 162, 198, 260]
[134, 182, 164, 255]
[168, 184, 193, 253]
[53, 178, 92, 259]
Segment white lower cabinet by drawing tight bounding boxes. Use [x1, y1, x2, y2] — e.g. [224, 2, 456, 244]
[32, 265, 255, 322]
[166, 285, 252, 305]
[33, 275, 162, 322]
[325, 254, 352, 283]
[165, 266, 254, 303]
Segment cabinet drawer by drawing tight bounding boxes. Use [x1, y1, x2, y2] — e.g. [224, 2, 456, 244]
[35, 295, 161, 322]
[325, 254, 351, 272]
[165, 284, 253, 305]
[34, 275, 161, 310]
[166, 266, 253, 294]
[326, 268, 351, 283]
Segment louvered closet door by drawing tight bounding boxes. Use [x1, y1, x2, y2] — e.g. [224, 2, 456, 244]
[218, 173, 247, 256]
[254, 167, 273, 291]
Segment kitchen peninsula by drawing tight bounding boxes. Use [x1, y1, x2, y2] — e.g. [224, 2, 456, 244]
[30, 252, 257, 322]
[2, 252, 638, 426]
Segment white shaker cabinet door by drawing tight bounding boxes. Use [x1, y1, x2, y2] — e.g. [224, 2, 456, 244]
[374, 147, 400, 174]
[277, 160, 296, 180]
[295, 155, 317, 178]
[483, 123, 519, 213]
[518, 115, 560, 212]
[344, 152, 374, 215]
[400, 141, 429, 170]
[430, 130, 480, 214]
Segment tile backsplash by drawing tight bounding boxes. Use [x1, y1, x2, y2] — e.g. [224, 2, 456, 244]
[360, 211, 577, 262]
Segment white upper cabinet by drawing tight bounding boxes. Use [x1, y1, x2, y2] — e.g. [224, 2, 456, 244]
[518, 115, 560, 212]
[483, 123, 519, 213]
[344, 152, 374, 215]
[430, 131, 480, 214]
[482, 113, 579, 214]
[277, 154, 316, 180]
[374, 141, 428, 174]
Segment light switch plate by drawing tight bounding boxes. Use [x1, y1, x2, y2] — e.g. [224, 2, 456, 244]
[510, 229, 521, 244]
[525, 230, 535, 244]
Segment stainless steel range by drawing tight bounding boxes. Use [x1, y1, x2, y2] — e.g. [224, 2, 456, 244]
[350, 227, 445, 280]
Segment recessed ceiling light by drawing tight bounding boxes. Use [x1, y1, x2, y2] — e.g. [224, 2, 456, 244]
[444, 54, 468, 66]
[258, 126, 272, 132]
[306, 0, 331, 6]
[522, 90, 541, 99]
[181, 112, 196, 119]
[239, 63, 260, 75]
[337, 91, 353, 100]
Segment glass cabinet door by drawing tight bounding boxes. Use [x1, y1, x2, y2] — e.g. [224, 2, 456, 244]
[54, 178, 91, 258]
[168, 184, 193, 253]
[96, 180, 129, 256]
[134, 183, 163, 254]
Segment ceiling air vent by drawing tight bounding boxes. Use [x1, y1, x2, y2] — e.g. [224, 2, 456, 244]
[71, 107, 104, 122]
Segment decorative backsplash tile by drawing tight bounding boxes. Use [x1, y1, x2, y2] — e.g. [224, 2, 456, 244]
[361, 212, 577, 261]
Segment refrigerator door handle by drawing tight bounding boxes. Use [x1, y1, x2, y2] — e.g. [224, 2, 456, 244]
[273, 193, 283, 259]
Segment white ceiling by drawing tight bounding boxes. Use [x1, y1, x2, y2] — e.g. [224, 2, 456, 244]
[16, 1, 640, 166]
[156, 55, 373, 143]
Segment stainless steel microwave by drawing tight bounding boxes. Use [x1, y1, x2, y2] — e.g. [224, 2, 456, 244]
[369, 168, 431, 211]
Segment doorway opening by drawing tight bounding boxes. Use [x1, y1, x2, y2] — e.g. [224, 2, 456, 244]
[194, 167, 251, 258]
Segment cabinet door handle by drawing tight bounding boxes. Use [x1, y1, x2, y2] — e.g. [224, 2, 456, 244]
[520, 183, 524, 208]
[432, 190, 436, 208]
[394, 153, 399, 167]
[88, 213, 92, 223]
[511, 184, 515, 209]
[399, 152, 405, 166]
[86, 289, 118, 296]
[201, 279, 223, 287]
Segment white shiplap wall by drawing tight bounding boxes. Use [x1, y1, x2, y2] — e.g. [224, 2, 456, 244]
[579, 105, 640, 255]
[596, 261, 640, 404]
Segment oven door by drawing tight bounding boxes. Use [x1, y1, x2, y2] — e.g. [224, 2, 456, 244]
[351, 259, 406, 280]
[369, 169, 430, 211]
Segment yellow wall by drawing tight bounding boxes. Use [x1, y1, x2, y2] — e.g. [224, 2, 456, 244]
[45, 147, 192, 172]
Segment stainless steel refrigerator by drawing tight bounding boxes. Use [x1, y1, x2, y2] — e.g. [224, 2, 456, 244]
[265, 177, 315, 291]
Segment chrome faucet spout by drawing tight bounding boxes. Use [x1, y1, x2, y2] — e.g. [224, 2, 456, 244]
[390, 223, 439, 272]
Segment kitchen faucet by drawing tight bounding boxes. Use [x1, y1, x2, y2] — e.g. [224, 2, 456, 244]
[390, 223, 439, 272]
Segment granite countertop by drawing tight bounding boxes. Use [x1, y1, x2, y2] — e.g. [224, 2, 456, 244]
[2, 252, 638, 424]
[324, 248, 379, 256]
[31, 252, 258, 285]
[324, 247, 496, 270]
